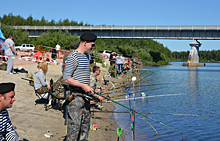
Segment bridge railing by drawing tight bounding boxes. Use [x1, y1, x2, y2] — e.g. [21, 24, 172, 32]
[13, 26, 220, 31]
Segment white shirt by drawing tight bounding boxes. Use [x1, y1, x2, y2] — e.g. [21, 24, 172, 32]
[4, 39, 15, 56]
[116, 56, 125, 64]
[56, 44, 60, 50]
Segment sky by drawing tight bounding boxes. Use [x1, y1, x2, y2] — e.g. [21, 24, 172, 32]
[1, 0, 220, 52]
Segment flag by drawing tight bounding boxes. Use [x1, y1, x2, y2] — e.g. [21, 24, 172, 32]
[0, 29, 6, 49]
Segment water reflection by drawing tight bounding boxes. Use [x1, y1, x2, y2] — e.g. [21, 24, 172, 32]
[187, 67, 198, 94]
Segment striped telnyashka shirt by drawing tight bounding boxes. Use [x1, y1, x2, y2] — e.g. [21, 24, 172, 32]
[63, 50, 90, 86]
[0, 109, 22, 141]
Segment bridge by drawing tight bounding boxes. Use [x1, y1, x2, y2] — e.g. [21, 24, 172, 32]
[13, 26, 220, 39]
[13, 25, 220, 66]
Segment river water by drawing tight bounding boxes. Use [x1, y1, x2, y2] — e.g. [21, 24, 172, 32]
[114, 62, 220, 141]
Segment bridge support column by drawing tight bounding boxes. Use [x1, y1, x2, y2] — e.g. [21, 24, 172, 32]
[183, 39, 205, 67]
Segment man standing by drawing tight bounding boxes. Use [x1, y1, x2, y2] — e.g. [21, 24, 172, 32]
[116, 53, 124, 75]
[0, 83, 23, 140]
[109, 51, 116, 66]
[63, 32, 98, 141]
[62, 41, 79, 125]
[5, 34, 17, 74]
[56, 43, 61, 59]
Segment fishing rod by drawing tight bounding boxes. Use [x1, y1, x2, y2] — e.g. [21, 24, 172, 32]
[132, 83, 136, 141]
[106, 71, 165, 92]
[107, 77, 141, 91]
[104, 84, 178, 95]
[104, 82, 189, 98]
[107, 70, 152, 91]
[95, 93, 184, 103]
[105, 83, 153, 99]
[105, 85, 154, 95]
[113, 93, 184, 102]
[132, 82, 178, 88]
[128, 92, 133, 141]
[92, 110, 202, 117]
[95, 92, 197, 141]
[94, 93, 179, 103]
[93, 110, 220, 119]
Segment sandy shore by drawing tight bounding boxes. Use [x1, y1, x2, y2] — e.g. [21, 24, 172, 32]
[0, 57, 129, 141]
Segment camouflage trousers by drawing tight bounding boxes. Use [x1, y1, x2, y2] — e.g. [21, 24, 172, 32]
[36, 85, 64, 99]
[66, 92, 91, 141]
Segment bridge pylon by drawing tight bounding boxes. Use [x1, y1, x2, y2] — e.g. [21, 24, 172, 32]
[183, 39, 205, 67]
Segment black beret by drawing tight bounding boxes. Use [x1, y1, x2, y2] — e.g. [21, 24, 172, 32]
[71, 41, 80, 49]
[0, 83, 15, 94]
[80, 32, 97, 42]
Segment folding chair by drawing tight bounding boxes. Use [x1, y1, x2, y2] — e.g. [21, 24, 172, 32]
[33, 82, 52, 111]
[34, 78, 65, 111]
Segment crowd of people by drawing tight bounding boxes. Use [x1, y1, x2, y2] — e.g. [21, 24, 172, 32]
[108, 51, 142, 77]
[0, 31, 143, 141]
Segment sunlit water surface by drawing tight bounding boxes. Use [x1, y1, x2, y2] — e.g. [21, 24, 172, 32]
[114, 62, 220, 141]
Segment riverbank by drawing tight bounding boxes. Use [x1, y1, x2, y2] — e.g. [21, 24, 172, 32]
[0, 58, 128, 141]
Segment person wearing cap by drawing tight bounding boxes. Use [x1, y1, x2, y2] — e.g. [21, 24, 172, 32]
[63, 32, 100, 141]
[0, 83, 23, 141]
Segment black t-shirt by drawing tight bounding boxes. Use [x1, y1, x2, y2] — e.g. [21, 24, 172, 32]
[110, 54, 116, 61]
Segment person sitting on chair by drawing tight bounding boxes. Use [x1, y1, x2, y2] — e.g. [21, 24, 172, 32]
[34, 62, 51, 94]
[34, 62, 64, 99]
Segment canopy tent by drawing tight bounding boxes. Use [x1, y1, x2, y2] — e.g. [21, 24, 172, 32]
[33, 52, 44, 60]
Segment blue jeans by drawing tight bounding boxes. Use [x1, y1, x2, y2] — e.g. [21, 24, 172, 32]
[117, 64, 123, 74]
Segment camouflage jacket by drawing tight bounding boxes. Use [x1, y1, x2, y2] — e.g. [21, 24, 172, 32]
[90, 72, 101, 98]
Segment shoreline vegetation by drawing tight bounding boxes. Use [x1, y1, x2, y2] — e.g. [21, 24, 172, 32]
[172, 50, 220, 63]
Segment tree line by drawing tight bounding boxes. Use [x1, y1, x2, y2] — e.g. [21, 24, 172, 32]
[172, 50, 220, 62]
[0, 13, 101, 26]
[0, 13, 174, 65]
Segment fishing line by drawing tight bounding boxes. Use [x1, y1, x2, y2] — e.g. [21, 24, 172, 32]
[95, 92, 197, 141]
[138, 117, 158, 138]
